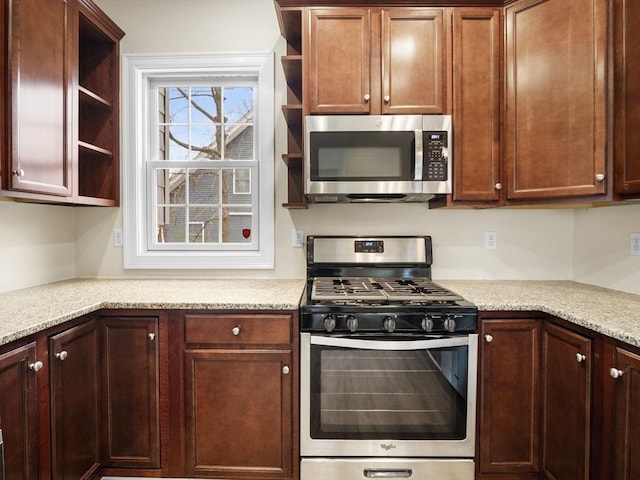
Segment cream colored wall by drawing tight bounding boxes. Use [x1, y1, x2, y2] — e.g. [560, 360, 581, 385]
[0, 198, 75, 292]
[573, 203, 640, 294]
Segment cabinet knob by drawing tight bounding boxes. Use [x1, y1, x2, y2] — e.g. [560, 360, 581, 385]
[12, 168, 25, 177]
[484, 334, 494, 343]
[383, 95, 390, 103]
[595, 173, 605, 182]
[363, 94, 370, 102]
[282, 365, 290, 375]
[232, 326, 241, 336]
[495, 183, 502, 190]
[148, 333, 156, 341]
[55, 351, 68, 361]
[29, 361, 44, 372]
[610, 367, 624, 379]
[575, 353, 586, 363]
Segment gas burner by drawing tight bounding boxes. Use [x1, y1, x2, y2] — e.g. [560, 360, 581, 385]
[301, 236, 477, 334]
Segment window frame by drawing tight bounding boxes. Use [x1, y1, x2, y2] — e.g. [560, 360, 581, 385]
[122, 52, 274, 269]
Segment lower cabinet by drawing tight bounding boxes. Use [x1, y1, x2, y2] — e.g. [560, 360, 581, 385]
[183, 313, 294, 479]
[478, 317, 541, 478]
[0, 342, 39, 479]
[609, 345, 640, 479]
[541, 322, 592, 480]
[100, 315, 160, 469]
[49, 319, 101, 480]
[479, 316, 593, 480]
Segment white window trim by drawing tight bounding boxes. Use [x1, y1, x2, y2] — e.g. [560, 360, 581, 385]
[121, 52, 274, 269]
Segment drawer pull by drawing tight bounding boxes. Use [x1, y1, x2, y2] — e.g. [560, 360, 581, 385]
[232, 326, 241, 336]
[484, 334, 494, 343]
[575, 353, 586, 363]
[282, 365, 290, 375]
[55, 351, 68, 361]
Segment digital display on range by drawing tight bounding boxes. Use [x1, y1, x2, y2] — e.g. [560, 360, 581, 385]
[354, 240, 384, 253]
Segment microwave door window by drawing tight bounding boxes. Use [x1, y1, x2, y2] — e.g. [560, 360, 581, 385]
[310, 131, 414, 181]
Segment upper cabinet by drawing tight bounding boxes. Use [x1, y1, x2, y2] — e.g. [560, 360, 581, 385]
[613, 0, 640, 198]
[1, 0, 124, 206]
[305, 7, 446, 115]
[5, 0, 72, 198]
[451, 8, 502, 204]
[504, 0, 607, 201]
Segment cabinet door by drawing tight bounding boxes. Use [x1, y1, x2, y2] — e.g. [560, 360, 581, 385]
[613, 0, 640, 197]
[479, 319, 540, 475]
[184, 349, 293, 478]
[7, 0, 72, 197]
[101, 316, 160, 468]
[381, 9, 444, 114]
[505, 0, 607, 200]
[611, 346, 640, 480]
[50, 320, 100, 479]
[0, 343, 39, 479]
[452, 9, 502, 203]
[541, 322, 592, 480]
[306, 8, 371, 114]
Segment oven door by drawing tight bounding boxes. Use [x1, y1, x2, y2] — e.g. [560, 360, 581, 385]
[300, 333, 478, 458]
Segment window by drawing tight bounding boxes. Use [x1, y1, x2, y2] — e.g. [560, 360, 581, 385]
[122, 53, 274, 269]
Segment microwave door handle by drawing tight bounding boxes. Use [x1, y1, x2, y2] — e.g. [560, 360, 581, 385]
[414, 129, 423, 181]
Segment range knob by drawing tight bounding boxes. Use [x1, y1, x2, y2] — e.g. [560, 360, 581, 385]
[421, 316, 434, 333]
[346, 315, 359, 333]
[383, 316, 397, 333]
[324, 314, 336, 333]
[443, 316, 457, 332]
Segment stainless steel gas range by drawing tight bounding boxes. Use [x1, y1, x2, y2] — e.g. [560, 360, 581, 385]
[299, 236, 478, 480]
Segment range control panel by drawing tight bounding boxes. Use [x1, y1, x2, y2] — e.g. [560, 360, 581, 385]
[423, 131, 448, 181]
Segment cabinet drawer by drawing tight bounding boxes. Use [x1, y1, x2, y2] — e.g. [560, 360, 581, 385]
[185, 314, 292, 345]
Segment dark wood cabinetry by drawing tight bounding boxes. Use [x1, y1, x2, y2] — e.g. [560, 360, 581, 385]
[1, 0, 123, 205]
[452, 8, 502, 204]
[0, 342, 40, 479]
[505, 0, 607, 201]
[541, 321, 592, 480]
[609, 345, 640, 479]
[183, 313, 295, 479]
[101, 316, 160, 469]
[5, 0, 72, 197]
[478, 317, 540, 477]
[613, 0, 640, 198]
[306, 7, 446, 115]
[49, 319, 101, 479]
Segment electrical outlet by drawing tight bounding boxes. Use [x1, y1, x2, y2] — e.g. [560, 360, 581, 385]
[113, 228, 123, 247]
[485, 231, 497, 250]
[631, 232, 640, 256]
[293, 229, 304, 248]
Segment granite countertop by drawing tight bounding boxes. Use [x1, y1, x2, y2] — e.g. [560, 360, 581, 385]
[1, 278, 639, 349]
[0, 278, 305, 347]
[438, 280, 640, 348]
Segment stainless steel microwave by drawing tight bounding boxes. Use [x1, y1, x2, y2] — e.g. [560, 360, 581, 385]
[304, 115, 452, 203]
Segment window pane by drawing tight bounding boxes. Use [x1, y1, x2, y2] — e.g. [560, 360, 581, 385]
[166, 87, 190, 123]
[191, 124, 220, 160]
[188, 169, 220, 205]
[227, 207, 253, 243]
[157, 206, 186, 243]
[224, 87, 253, 123]
[226, 125, 254, 160]
[168, 126, 190, 160]
[189, 206, 219, 243]
[191, 86, 220, 123]
[222, 169, 251, 204]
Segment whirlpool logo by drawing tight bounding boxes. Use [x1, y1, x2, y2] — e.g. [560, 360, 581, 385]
[380, 443, 397, 451]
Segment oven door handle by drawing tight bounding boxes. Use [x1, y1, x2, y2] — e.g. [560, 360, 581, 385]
[309, 335, 473, 350]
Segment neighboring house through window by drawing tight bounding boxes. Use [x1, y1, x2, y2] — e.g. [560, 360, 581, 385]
[122, 53, 274, 269]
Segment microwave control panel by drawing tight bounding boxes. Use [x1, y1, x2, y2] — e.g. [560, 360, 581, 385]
[423, 131, 448, 181]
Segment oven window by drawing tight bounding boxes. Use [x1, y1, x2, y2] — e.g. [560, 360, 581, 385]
[309, 131, 414, 181]
[309, 343, 468, 440]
